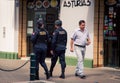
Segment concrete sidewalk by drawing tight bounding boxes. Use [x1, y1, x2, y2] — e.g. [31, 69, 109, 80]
[0, 59, 120, 83]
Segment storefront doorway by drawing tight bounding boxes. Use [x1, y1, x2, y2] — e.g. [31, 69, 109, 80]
[26, 0, 60, 57]
[104, 0, 120, 67]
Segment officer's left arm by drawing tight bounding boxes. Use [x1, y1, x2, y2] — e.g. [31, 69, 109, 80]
[65, 31, 68, 46]
[51, 31, 58, 50]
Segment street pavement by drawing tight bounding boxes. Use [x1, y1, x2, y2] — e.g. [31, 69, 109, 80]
[0, 58, 120, 83]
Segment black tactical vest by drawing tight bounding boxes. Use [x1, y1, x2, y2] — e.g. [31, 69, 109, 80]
[36, 28, 48, 44]
[56, 28, 67, 46]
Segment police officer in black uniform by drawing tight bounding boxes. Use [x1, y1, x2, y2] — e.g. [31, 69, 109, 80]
[49, 20, 67, 79]
[31, 19, 50, 80]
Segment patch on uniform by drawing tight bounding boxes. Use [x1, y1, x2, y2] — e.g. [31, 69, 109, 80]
[32, 32, 35, 35]
[59, 31, 65, 34]
[53, 32, 55, 35]
[39, 31, 46, 35]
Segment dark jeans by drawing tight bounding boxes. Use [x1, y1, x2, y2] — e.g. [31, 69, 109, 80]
[50, 50, 66, 73]
[34, 47, 48, 73]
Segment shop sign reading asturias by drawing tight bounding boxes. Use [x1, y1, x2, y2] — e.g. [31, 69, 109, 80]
[63, 0, 91, 8]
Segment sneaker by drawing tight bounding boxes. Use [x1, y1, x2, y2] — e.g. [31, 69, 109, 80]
[75, 73, 79, 76]
[79, 75, 86, 79]
[75, 73, 86, 79]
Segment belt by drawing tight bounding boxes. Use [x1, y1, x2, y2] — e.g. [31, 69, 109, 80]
[74, 44, 85, 48]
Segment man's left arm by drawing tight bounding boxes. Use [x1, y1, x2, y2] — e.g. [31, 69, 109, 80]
[87, 32, 91, 45]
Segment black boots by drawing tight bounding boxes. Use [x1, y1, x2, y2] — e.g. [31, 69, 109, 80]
[45, 72, 50, 79]
[49, 69, 65, 79]
[49, 67, 53, 77]
[49, 71, 53, 77]
[59, 69, 65, 79]
[49, 71, 65, 79]
[35, 71, 50, 80]
[59, 72, 65, 79]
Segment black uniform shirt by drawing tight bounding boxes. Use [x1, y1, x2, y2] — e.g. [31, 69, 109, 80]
[51, 27, 67, 51]
[31, 28, 49, 49]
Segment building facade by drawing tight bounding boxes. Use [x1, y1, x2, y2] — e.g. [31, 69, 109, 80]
[0, 0, 120, 68]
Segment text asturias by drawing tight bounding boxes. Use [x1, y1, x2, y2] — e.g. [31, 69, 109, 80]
[63, 0, 91, 8]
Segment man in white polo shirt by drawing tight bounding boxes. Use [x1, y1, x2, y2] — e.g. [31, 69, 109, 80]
[70, 20, 91, 79]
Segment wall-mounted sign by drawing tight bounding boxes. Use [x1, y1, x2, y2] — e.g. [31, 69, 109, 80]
[28, 21, 33, 27]
[27, 0, 60, 9]
[63, 0, 91, 8]
[51, 0, 58, 7]
[27, 2, 34, 9]
[36, 0, 42, 8]
[105, 0, 117, 6]
[27, 28, 33, 34]
[43, 0, 50, 8]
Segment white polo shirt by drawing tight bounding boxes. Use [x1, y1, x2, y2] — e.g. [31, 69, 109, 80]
[71, 28, 90, 46]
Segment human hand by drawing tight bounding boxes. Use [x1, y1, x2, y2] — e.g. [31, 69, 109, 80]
[86, 38, 91, 45]
[50, 50, 54, 55]
[86, 41, 91, 45]
[70, 48, 74, 52]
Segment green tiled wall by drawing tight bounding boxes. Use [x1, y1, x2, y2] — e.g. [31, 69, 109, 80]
[65, 56, 93, 68]
[0, 51, 18, 59]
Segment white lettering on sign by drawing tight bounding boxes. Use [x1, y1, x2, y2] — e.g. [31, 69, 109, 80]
[63, 0, 91, 8]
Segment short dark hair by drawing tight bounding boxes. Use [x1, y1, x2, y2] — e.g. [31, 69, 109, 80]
[79, 20, 85, 25]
